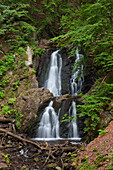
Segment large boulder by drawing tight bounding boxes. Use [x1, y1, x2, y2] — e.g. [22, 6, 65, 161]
[16, 87, 55, 136]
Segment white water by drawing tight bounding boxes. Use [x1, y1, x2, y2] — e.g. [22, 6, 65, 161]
[36, 49, 83, 140]
[68, 101, 78, 138]
[69, 48, 84, 138]
[45, 50, 62, 97]
[71, 48, 84, 95]
[38, 101, 59, 138]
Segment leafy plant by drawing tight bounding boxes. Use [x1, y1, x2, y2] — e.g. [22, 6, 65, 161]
[61, 113, 75, 123]
[34, 48, 45, 56]
[9, 97, 17, 105]
[0, 0, 36, 51]
[77, 81, 113, 141]
[98, 129, 107, 135]
[107, 150, 113, 170]
[0, 53, 15, 78]
[2, 154, 10, 164]
[52, 0, 113, 74]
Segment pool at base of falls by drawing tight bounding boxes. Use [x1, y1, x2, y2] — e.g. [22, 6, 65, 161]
[31, 137, 81, 142]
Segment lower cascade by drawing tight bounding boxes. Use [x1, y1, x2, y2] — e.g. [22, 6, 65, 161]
[35, 49, 83, 140]
[38, 101, 59, 138]
[68, 101, 78, 138]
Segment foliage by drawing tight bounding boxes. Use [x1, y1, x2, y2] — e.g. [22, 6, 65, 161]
[0, 0, 36, 51]
[29, 0, 71, 37]
[61, 113, 75, 123]
[2, 154, 10, 164]
[71, 149, 113, 169]
[34, 48, 45, 56]
[52, 0, 113, 74]
[0, 53, 15, 78]
[98, 129, 107, 135]
[107, 150, 113, 170]
[1, 104, 18, 117]
[77, 81, 113, 141]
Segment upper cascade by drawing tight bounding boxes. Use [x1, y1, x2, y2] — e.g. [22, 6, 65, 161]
[44, 50, 62, 97]
[68, 101, 78, 138]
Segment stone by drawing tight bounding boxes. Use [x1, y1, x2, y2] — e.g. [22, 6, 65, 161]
[31, 75, 38, 88]
[25, 46, 33, 66]
[16, 87, 54, 136]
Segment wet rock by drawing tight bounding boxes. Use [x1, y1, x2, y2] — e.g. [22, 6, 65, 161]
[59, 48, 73, 95]
[53, 94, 84, 138]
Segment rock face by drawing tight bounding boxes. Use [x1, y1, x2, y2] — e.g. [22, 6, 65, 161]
[16, 88, 55, 136]
[37, 48, 74, 95]
[59, 48, 73, 95]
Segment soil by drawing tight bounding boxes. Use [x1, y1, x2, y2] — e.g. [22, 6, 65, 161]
[73, 121, 113, 169]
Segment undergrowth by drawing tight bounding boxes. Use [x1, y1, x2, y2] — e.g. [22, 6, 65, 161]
[71, 150, 113, 170]
[77, 80, 113, 142]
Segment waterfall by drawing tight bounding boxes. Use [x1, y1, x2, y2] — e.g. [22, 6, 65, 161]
[45, 50, 62, 97]
[38, 101, 59, 138]
[68, 101, 78, 138]
[71, 48, 84, 95]
[68, 48, 84, 138]
[35, 48, 83, 140]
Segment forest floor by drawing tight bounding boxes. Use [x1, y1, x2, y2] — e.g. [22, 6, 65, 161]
[0, 116, 113, 170]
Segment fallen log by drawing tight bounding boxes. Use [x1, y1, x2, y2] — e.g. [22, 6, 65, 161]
[0, 128, 46, 150]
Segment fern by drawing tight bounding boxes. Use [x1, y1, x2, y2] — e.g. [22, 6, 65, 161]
[77, 81, 113, 142]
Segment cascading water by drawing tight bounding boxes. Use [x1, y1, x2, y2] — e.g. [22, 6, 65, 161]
[35, 49, 83, 141]
[68, 48, 84, 138]
[37, 50, 62, 139]
[45, 50, 62, 97]
[68, 101, 78, 138]
[71, 48, 84, 95]
[38, 101, 59, 138]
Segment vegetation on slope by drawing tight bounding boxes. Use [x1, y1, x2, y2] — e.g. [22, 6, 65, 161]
[52, 0, 113, 141]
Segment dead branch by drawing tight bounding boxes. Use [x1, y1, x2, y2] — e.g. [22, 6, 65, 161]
[0, 128, 46, 150]
[43, 150, 51, 166]
[0, 117, 13, 123]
